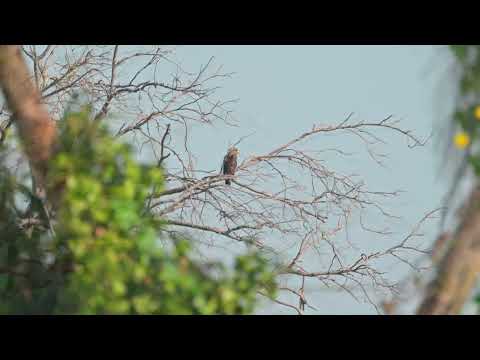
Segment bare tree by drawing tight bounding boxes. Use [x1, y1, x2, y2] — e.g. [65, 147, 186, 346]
[0, 45, 436, 314]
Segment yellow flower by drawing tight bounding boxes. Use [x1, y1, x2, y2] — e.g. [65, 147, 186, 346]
[454, 132, 471, 149]
[475, 106, 480, 120]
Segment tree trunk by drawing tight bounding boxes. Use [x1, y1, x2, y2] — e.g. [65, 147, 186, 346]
[0, 45, 57, 200]
[417, 185, 480, 314]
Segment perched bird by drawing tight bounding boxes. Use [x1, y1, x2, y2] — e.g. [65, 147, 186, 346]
[222, 147, 239, 185]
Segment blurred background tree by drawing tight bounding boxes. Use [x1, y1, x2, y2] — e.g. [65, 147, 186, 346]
[414, 45, 480, 314]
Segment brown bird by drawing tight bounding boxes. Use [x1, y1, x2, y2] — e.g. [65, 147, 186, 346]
[222, 147, 239, 185]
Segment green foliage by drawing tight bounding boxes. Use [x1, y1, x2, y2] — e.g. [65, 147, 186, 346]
[0, 106, 276, 314]
[450, 46, 480, 153]
[451, 45, 469, 63]
[451, 46, 480, 93]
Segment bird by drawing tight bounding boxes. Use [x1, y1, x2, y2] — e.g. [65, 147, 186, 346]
[222, 147, 239, 185]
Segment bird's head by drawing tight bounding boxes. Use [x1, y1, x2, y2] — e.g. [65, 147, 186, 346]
[229, 147, 240, 156]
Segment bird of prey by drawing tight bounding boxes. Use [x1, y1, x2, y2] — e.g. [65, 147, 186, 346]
[222, 147, 239, 185]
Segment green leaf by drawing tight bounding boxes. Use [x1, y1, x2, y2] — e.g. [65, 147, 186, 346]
[451, 45, 468, 63]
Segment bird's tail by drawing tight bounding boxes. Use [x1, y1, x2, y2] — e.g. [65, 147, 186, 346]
[225, 179, 231, 185]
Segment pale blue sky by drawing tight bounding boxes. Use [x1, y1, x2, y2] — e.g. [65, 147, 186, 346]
[157, 45, 454, 314]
